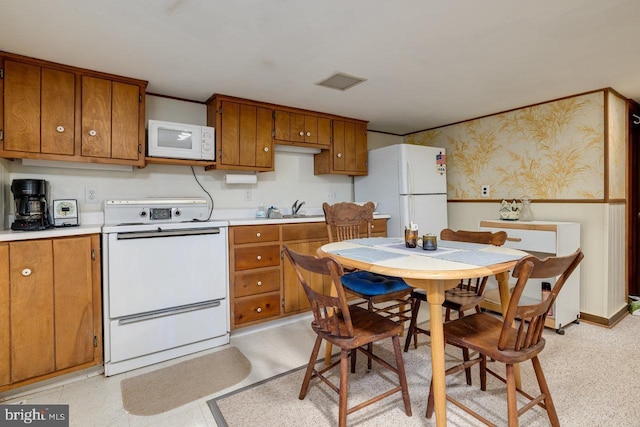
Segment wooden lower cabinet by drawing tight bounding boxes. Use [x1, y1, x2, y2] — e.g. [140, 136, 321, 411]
[229, 219, 387, 328]
[0, 235, 102, 391]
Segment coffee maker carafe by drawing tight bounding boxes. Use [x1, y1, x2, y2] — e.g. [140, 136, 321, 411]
[11, 179, 51, 231]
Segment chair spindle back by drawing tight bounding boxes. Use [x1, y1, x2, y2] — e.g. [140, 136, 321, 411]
[500, 249, 584, 352]
[282, 245, 355, 338]
[323, 202, 375, 243]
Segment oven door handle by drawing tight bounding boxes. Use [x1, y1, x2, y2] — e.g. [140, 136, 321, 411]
[118, 300, 222, 325]
[116, 227, 221, 240]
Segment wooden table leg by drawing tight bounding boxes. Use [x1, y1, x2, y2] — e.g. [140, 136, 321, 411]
[427, 284, 447, 427]
[495, 270, 521, 388]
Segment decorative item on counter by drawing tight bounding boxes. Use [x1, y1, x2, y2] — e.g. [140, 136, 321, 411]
[499, 199, 520, 220]
[423, 234, 437, 251]
[256, 204, 267, 218]
[520, 196, 534, 221]
[267, 206, 282, 219]
[404, 222, 419, 248]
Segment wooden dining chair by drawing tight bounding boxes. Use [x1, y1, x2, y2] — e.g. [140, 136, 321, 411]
[425, 249, 583, 426]
[404, 228, 508, 352]
[282, 245, 412, 427]
[323, 202, 413, 325]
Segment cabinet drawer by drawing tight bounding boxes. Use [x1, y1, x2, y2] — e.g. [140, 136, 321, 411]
[233, 225, 279, 244]
[480, 225, 556, 254]
[234, 269, 280, 297]
[234, 245, 281, 271]
[234, 293, 280, 324]
[282, 222, 327, 241]
[370, 219, 387, 236]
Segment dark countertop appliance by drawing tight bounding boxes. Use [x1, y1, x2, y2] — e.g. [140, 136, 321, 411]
[11, 179, 51, 231]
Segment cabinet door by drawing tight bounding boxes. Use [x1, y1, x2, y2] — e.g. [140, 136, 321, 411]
[282, 240, 330, 313]
[53, 236, 95, 370]
[4, 61, 40, 152]
[329, 120, 367, 175]
[10, 240, 55, 383]
[315, 117, 331, 146]
[111, 81, 140, 160]
[41, 67, 75, 155]
[81, 76, 112, 158]
[332, 120, 346, 172]
[0, 244, 9, 386]
[220, 100, 273, 169]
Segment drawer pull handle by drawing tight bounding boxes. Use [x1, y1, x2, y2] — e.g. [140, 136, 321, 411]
[257, 281, 262, 286]
[507, 237, 522, 242]
[256, 232, 261, 237]
[256, 307, 262, 313]
[21, 268, 32, 277]
[257, 255, 262, 260]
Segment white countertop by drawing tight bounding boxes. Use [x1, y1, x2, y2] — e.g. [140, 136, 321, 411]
[0, 208, 391, 240]
[0, 224, 103, 242]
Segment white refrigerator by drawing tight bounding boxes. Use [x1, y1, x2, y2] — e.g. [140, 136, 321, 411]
[354, 144, 448, 237]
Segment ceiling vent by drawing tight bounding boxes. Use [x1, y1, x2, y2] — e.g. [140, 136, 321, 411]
[316, 72, 367, 91]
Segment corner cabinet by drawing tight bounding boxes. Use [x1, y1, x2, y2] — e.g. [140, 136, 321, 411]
[206, 95, 274, 171]
[314, 119, 368, 176]
[0, 51, 147, 167]
[0, 234, 102, 391]
[478, 220, 581, 334]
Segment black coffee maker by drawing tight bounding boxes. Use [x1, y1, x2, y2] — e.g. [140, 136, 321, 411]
[11, 179, 52, 231]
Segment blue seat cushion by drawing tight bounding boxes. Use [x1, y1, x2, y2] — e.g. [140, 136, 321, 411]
[341, 271, 411, 297]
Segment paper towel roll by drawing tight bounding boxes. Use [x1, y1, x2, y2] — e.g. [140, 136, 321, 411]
[224, 173, 258, 184]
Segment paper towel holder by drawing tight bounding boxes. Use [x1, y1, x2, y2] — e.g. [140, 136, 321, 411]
[224, 173, 258, 185]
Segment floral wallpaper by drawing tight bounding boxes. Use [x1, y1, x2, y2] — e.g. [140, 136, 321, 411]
[405, 91, 608, 200]
[608, 91, 627, 200]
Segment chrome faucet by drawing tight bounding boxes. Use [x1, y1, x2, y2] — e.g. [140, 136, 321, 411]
[292, 200, 305, 215]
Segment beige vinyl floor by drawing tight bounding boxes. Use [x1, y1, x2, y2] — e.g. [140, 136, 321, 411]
[0, 305, 632, 426]
[0, 311, 333, 427]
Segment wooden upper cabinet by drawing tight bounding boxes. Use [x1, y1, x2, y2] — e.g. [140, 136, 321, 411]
[0, 51, 146, 167]
[314, 119, 368, 176]
[3, 61, 75, 155]
[81, 76, 112, 158]
[207, 95, 274, 171]
[274, 110, 331, 147]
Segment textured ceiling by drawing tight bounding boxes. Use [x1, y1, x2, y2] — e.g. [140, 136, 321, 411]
[1, 0, 639, 134]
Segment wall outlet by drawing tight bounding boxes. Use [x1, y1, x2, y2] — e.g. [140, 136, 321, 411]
[327, 191, 337, 200]
[481, 185, 490, 197]
[85, 186, 98, 204]
[243, 190, 252, 201]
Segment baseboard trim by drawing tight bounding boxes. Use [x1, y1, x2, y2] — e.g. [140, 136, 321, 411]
[579, 306, 629, 328]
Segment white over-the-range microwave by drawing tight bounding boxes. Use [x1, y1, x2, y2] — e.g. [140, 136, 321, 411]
[147, 120, 215, 161]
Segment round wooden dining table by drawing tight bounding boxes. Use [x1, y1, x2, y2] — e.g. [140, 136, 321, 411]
[318, 238, 527, 427]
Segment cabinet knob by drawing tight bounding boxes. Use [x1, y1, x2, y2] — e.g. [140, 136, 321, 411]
[56, 126, 65, 133]
[337, 153, 342, 158]
[264, 147, 269, 152]
[299, 131, 304, 136]
[256, 232, 261, 238]
[256, 307, 262, 313]
[257, 281, 262, 286]
[306, 131, 311, 137]
[89, 130, 97, 137]
[257, 255, 262, 260]
[21, 268, 32, 277]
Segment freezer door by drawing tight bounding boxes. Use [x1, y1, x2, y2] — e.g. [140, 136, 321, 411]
[398, 194, 448, 237]
[398, 144, 447, 195]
